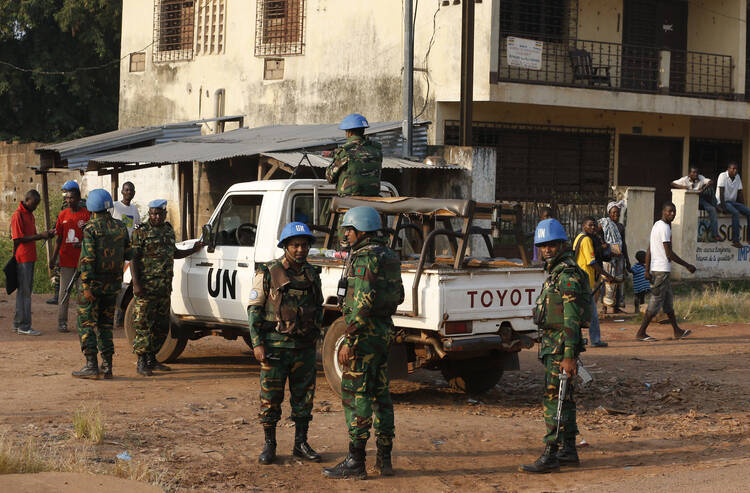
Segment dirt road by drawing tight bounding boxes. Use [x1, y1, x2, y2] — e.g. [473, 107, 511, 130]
[1, 293, 749, 492]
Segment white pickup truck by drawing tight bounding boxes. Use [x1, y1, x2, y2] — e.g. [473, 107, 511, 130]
[121, 179, 545, 394]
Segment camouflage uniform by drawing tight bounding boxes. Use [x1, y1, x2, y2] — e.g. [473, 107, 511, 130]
[534, 250, 589, 444]
[247, 257, 323, 426]
[130, 221, 177, 355]
[325, 135, 383, 197]
[77, 212, 130, 357]
[341, 236, 404, 448]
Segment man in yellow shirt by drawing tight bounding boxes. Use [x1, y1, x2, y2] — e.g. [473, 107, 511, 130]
[573, 216, 609, 348]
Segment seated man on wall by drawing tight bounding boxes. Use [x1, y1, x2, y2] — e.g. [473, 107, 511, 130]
[715, 161, 750, 248]
[671, 167, 720, 242]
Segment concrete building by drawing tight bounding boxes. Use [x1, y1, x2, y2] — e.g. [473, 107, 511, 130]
[79, 0, 750, 275]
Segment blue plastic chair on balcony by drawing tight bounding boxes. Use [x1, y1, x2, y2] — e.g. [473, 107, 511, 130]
[569, 49, 612, 87]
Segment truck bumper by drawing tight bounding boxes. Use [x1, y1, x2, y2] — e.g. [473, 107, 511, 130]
[443, 335, 504, 352]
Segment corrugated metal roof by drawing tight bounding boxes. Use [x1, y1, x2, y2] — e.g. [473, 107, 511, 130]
[89, 121, 431, 169]
[261, 152, 461, 170]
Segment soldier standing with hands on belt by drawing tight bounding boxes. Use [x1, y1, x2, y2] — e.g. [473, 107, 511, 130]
[323, 206, 404, 480]
[521, 218, 590, 473]
[247, 222, 323, 465]
[72, 189, 131, 380]
[130, 199, 203, 376]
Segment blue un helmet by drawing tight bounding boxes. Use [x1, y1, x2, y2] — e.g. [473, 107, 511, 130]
[339, 113, 369, 131]
[87, 189, 113, 212]
[534, 218, 568, 246]
[278, 222, 316, 248]
[61, 180, 79, 191]
[341, 206, 382, 232]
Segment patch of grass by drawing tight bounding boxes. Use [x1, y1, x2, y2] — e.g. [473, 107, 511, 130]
[673, 286, 750, 323]
[73, 405, 104, 445]
[0, 435, 52, 474]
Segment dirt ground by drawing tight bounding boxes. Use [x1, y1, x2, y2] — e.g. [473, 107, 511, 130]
[1, 293, 749, 492]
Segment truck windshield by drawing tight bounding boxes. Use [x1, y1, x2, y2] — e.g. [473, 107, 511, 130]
[212, 194, 263, 247]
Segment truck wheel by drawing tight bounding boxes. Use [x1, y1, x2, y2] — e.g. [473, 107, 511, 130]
[322, 317, 348, 398]
[123, 297, 188, 363]
[440, 357, 504, 394]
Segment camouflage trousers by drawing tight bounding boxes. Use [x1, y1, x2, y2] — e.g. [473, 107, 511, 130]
[77, 291, 116, 356]
[259, 346, 316, 426]
[342, 335, 394, 447]
[132, 294, 170, 355]
[542, 353, 578, 444]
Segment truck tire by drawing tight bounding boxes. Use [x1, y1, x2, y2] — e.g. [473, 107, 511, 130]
[322, 317, 348, 398]
[440, 357, 504, 395]
[123, 297, 188, 363]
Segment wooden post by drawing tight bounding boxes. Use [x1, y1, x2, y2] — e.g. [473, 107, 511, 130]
[111, 164, 119, 202]
[178, 162, 188, 241]
[185, 162, 195, 239]
[40, 170, 53, 276]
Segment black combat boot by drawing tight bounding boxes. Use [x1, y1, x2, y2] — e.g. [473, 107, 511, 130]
[556, 438, 580, 466]
[322, 441, 367, 480]
[147, 353, 172, 372]
[100, 354, 113, 380]
[137, 354, 153, 377]
[375, 439, 394, 476]
[72, 354, 100, 380]
[292, 423, 321, 462]
[520, 443, 560, 473]
[259, 426, 277, 465]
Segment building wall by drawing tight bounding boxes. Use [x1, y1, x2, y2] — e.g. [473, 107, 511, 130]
[1, 142, 68, 234]
[577, 0, 622, 44]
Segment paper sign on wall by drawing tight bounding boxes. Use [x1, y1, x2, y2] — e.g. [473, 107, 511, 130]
[507, 36, 543, 70]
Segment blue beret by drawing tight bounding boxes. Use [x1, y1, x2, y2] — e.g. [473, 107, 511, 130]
[148, 199, 167, 209]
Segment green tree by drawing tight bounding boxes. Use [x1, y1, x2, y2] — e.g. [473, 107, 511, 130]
[0, 0, 122, 142]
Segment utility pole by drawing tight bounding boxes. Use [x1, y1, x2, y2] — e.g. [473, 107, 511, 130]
[459, 0, 475, 146]
[403, 0, 414, 158]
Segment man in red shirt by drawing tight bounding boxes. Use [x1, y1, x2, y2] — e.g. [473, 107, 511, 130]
[11, 190, 55, 336]
[50, 186, 90, 332]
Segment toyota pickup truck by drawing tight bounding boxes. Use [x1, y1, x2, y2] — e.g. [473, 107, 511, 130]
[120, 179, 545, 394]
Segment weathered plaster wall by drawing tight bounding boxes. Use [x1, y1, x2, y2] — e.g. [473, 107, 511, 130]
[0, 142, 67, 234]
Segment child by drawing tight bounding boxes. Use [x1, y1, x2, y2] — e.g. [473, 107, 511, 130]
[630, 250, 650, 313]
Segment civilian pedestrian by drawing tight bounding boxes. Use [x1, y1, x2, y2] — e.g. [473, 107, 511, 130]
[635, 202, 696, 342]
[599, 201, 627, 314]
[630, 250, 650, 313]
[672, 167, 720, 242]
[111, 181, 141, 238]
[573, 216, 610, 348]
[11, 190, 55, 336]
[715, 161, 750, 248]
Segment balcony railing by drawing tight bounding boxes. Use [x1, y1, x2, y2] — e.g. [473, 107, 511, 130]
[497, 37, 734, 99]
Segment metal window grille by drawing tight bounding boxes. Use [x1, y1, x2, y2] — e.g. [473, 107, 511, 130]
[154, 0, 196, 62]
[500, 0, 577, 44]
[195, 0, 225, 55]
[255, 0, 306, 57]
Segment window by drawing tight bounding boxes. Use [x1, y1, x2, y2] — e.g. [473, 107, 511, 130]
[195, 0, 225, 55]
[153, 0, 196, 62]
[129, 52, 146, 72]
[212, 195, 263, 247]
[264, 58, 284, 80]
[291, 194, 333, 243]
[255, 0, 306, 57]
[500, 0, 573, 44]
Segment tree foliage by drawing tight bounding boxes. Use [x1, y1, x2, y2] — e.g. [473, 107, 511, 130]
[0, 0, 122, 143]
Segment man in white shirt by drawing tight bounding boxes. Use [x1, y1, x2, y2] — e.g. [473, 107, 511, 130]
[110, 181, 141, 238]
[715, 161, 750, 248]
[635, 202, 696, 342]
[671, 167, 720, 242]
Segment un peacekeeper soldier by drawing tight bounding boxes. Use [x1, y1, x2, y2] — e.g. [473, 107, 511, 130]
[130, 199, 203, 376]
[72, 189, 131, 380]
[47, 180, 84, 305]
[247, 222, 323, 465]
[323, 206, 404, 480]
[521, 218, 590, 473]
[325, 113, 383, 197]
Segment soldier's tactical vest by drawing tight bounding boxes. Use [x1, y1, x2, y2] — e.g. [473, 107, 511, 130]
[263, 262, 321, 337]
[534, 258, 592, 330]
[345, 243, 402, 317]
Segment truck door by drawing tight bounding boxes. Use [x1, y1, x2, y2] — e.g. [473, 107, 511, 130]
[187, 194, 263, 322]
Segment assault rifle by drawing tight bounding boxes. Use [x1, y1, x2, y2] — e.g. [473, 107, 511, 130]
[60, 270, 80, 306]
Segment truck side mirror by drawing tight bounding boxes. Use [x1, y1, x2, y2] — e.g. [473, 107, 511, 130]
[202, 224, 216, 253]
